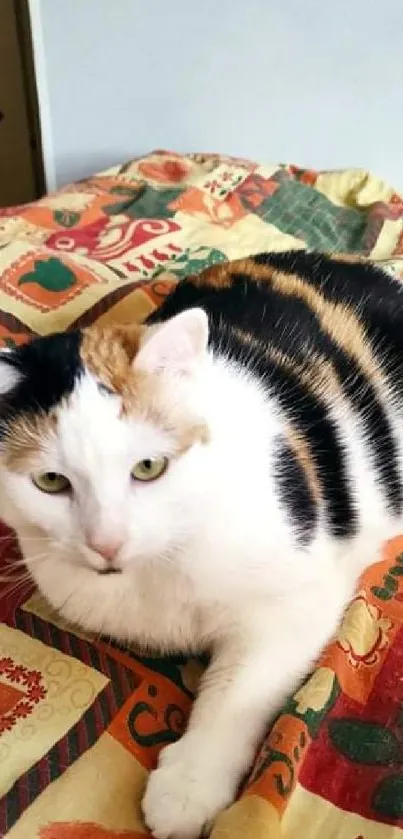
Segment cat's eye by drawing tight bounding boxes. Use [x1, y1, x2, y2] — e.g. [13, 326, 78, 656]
[32, 472, 71, 494]
[131, 457, 168, 482]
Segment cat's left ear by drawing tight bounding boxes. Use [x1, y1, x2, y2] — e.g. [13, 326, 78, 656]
[135, 308, 208, 374]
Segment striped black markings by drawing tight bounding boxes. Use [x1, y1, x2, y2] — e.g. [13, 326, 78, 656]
[252, 252, 403, 517]
[219, 325, 357, 539]
[274, 437, 317, 546]
[149, 251, 403, 536]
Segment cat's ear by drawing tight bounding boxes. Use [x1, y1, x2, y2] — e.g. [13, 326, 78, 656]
[135, 308, 208, 374]
[0, 351, 21, 395]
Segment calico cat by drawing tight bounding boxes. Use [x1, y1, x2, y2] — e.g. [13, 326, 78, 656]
[0, 250, 402, 838]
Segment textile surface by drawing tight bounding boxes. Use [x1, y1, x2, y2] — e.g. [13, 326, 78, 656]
[0, 151, 403, 838]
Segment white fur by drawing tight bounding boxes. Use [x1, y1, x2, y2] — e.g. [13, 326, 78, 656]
[0, 356, 20, 395]
[0, 312, 400, 839]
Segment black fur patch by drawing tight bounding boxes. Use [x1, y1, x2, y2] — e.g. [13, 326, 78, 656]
[274, 438, 317, 546]
[0, 331, 83, 425]
[254, 250, 403, 375]
[252, 252, 403, 515]
[151, 274, 359, 537]
[221, 327, 357, 538]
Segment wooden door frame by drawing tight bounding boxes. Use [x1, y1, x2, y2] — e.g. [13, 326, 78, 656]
[14, 0, 45, 198]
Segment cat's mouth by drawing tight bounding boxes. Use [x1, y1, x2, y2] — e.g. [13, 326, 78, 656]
[97, 567, 122, 575]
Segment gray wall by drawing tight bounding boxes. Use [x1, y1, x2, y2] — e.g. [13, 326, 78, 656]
[29, 0, 403, 191]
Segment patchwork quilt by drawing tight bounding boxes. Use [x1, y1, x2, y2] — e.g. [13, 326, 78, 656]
[0, 151, 403, 838]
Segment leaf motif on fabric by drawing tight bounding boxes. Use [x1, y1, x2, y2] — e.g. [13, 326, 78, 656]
[371, 553, 403, 601]
[337, 593, 392, 666]
[165, 246, 227, 280]
[371, 585, 393, 601]
[294, 667, 335, 715]
[53, 210, 80, 228]
[384, 574, 399, 593]
[372, 773, 403, 818]
[329, 718, 402, 765]
[18, 258, 76, 292]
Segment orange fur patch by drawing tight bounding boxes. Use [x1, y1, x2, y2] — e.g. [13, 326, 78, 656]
[193, 258, 380, 385]
[285, 422, 321, 505]
[232, 325, 342, 401]
[81, 324, 145, 394]
[191, 258, 276, 290]
[203, 258, 380, 384]
[268, 269, 380, 383]
[330, 252, 367, 264]
[81, 324, 209, 453]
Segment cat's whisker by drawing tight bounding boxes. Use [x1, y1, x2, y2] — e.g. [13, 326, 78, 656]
[4, 550, 52, 567]
[0, 570, 34, 600]
[0, 535, 52, 550]
[3, 552, 45, 565]
[0, 570, 32, 585]
[0, 583, 31, 602]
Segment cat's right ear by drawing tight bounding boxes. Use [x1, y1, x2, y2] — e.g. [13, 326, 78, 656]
[135, 309, 209, 375]
[0, 351, 21, 395]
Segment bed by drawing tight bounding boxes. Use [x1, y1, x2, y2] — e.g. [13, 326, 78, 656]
[0, 150, 403, 839]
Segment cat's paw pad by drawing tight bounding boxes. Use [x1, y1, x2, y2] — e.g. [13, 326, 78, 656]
[142, 742, 232, 839]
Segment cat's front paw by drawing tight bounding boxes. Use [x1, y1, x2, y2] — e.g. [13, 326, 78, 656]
[142, 739, 234, 839]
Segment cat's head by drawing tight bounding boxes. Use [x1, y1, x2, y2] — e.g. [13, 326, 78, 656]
[0, 310, 211, 627]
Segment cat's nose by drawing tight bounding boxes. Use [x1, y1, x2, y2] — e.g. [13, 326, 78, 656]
[87, 538, 122, 563]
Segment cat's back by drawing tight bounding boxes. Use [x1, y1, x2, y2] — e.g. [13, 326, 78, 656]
[150, 251, 403, 369]
[150, 251, 403, 548]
